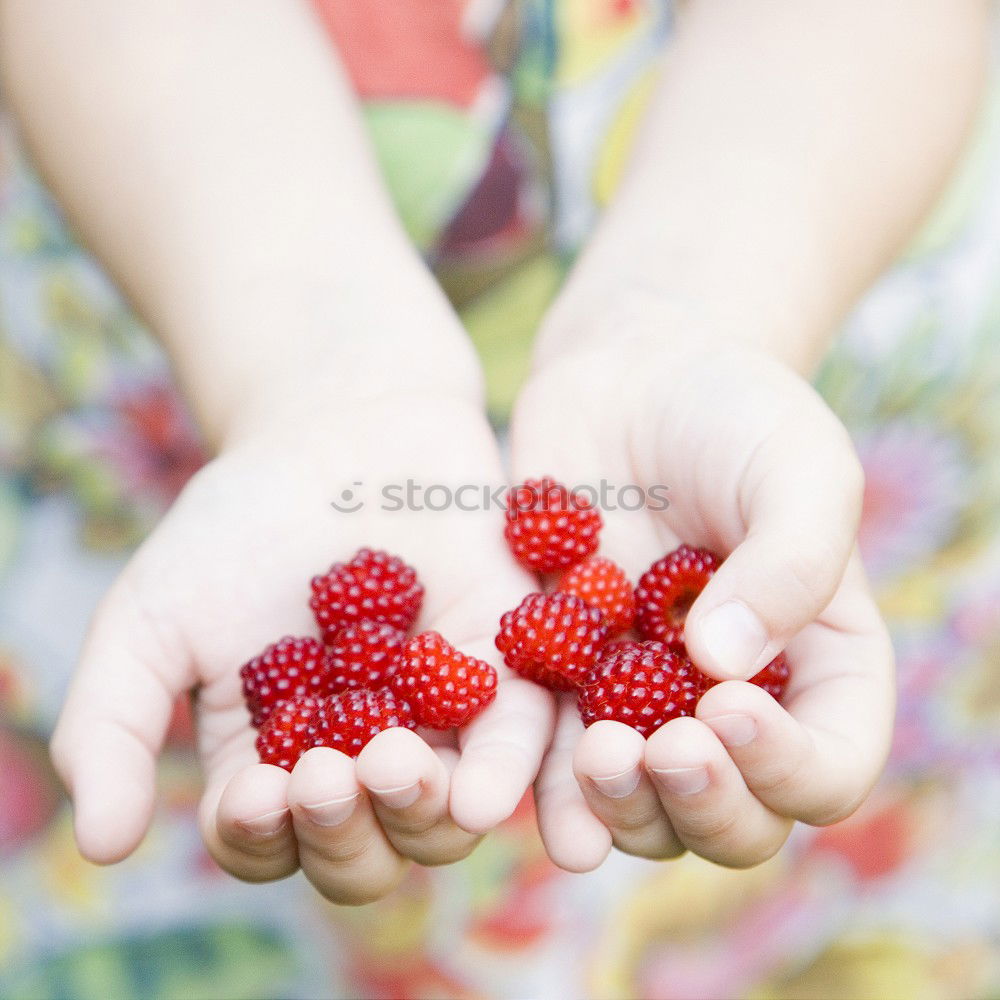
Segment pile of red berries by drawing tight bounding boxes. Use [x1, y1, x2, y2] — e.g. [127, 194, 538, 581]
[496, 477, 788, 736]
[242, 477, 788, 771]
[242, 548, 497, 770]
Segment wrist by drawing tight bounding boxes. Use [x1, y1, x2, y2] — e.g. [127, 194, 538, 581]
[164, 276, 483, 448]
[535, 277, 830, 379]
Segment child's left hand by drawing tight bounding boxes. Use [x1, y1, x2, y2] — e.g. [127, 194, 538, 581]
[512, 320, 895, 871]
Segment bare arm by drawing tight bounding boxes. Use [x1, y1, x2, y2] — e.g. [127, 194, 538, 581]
[1, 0, 554, 900]
[521, 1, 988, 871]
[0, 0, 479, 443]
[539, 0, 990, 372]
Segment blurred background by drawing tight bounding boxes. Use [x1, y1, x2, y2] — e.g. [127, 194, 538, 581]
[1, 1, 999, 997]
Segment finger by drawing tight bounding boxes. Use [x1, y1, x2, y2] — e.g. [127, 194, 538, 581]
[427, 572, 554, 836]
[574, 721, 684, 860]
[287, 747, 408, 905]
[509, 360, 667, 579]
[534, 699, 612, 873]
[205, 762, 299, 882]
[645, 716, 792, 868]
[697, 577, 894, 825]
[451, 675, 556, 834]
[50, 580, 193, 863]
[356, 728, 480, 866]
[685, 400, 864, 680]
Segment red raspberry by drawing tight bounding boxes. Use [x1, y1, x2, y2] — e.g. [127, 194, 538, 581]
[700, 652, 790, 702]
[504, 477, 602, 573]
[635, 545, 720, 646]
[326, 621, 406, 693]
[599, 638, 644, 658]
[558, 557, 635, 634]
[578, 641, 710, 737]
[392, 631, 498, 729]
[751, 652, 790, 700]
[255, 696, 326, 771]
[310, 548, 423, 642]
[495, 592, 609, 691]
[240, 636, 332, 729]
[317, 687, 417, 759]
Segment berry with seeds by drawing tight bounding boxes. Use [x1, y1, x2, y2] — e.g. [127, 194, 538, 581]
[240, 636, 332, 729]
[392, 631, 498, 729]
[504, 477, 602, 573]
[496, 592, 609, 691]
[700, 652, 790, 702]
[635, 545, 720, 646]
[578, 641, 710, 737]
[255, 696, 325, 771]
[326, 621, 406, 693]
[310, 548, 423, 642]
[558, 556, 635, 634]
[751, 652, 790, 700]
[319, 687, 417, 759]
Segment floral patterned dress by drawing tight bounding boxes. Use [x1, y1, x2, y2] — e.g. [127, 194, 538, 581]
[1, 2, 999, 997]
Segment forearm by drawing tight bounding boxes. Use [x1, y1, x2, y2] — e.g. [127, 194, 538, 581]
[0, 0, 478, 444]
[539, 0, 990, 374]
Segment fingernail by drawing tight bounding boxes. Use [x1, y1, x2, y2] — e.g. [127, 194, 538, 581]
[590, 765, 641, 799]
[706, 714, 757, 748]
[699, 602, 767, 678]
[370, 782, 421, 810]
[238, 809, 288, 837]
[652, 766, 709, 796]
[302, 793, 359, 827]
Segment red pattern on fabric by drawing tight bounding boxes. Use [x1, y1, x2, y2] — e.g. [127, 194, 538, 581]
[310, 0, 492, 107]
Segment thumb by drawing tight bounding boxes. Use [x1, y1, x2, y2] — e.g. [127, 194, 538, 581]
[684, 418, 864, 681]
[50, 577, 191, 863]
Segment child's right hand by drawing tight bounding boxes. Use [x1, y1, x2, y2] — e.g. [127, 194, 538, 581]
[50, 384, 551, 904]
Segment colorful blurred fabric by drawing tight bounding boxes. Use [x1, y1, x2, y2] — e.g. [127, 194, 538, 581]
[1, 1, 999, 996]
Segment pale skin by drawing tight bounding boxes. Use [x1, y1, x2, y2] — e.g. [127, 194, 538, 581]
[0, 0, 988, 895]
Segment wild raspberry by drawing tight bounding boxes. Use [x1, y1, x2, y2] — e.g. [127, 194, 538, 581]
[240, 636, 332, 729]
[495, 592, 608, 691]
[635, 545, 720, 646]
[578, 641, 710, 737]
[255, 696, 326, 771]
[504, 477, 602, 573]
[558, 556, 635, 634]
[310, 548, 423, 642]
[392, 631, 498, 729]
[326, 621, 406, 693]
[751, 652, 790, 700]
[316, 687, 417, 759]
[700, 652, 790, 702]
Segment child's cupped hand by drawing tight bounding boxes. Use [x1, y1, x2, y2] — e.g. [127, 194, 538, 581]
[512, 324, 895, 871]
[51, 388, 551, 904]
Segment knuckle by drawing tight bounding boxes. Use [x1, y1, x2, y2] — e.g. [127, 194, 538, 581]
[807, 788, 869, 827]
[319, 835, 376, 869]
[599, 797, 665, 833]
[381, 805, 450, 840]
[678, 807, 743, 843]
[712, 832, 789, 870]
[612, 829, 686, 861]
[214, 849, 296, 883]
[784, 535, 842, 612]
[748, 759, 810, 800]
[220, 828, 292, 860]
[316, 864, 408, 906]
[404, 836, 480, 868]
